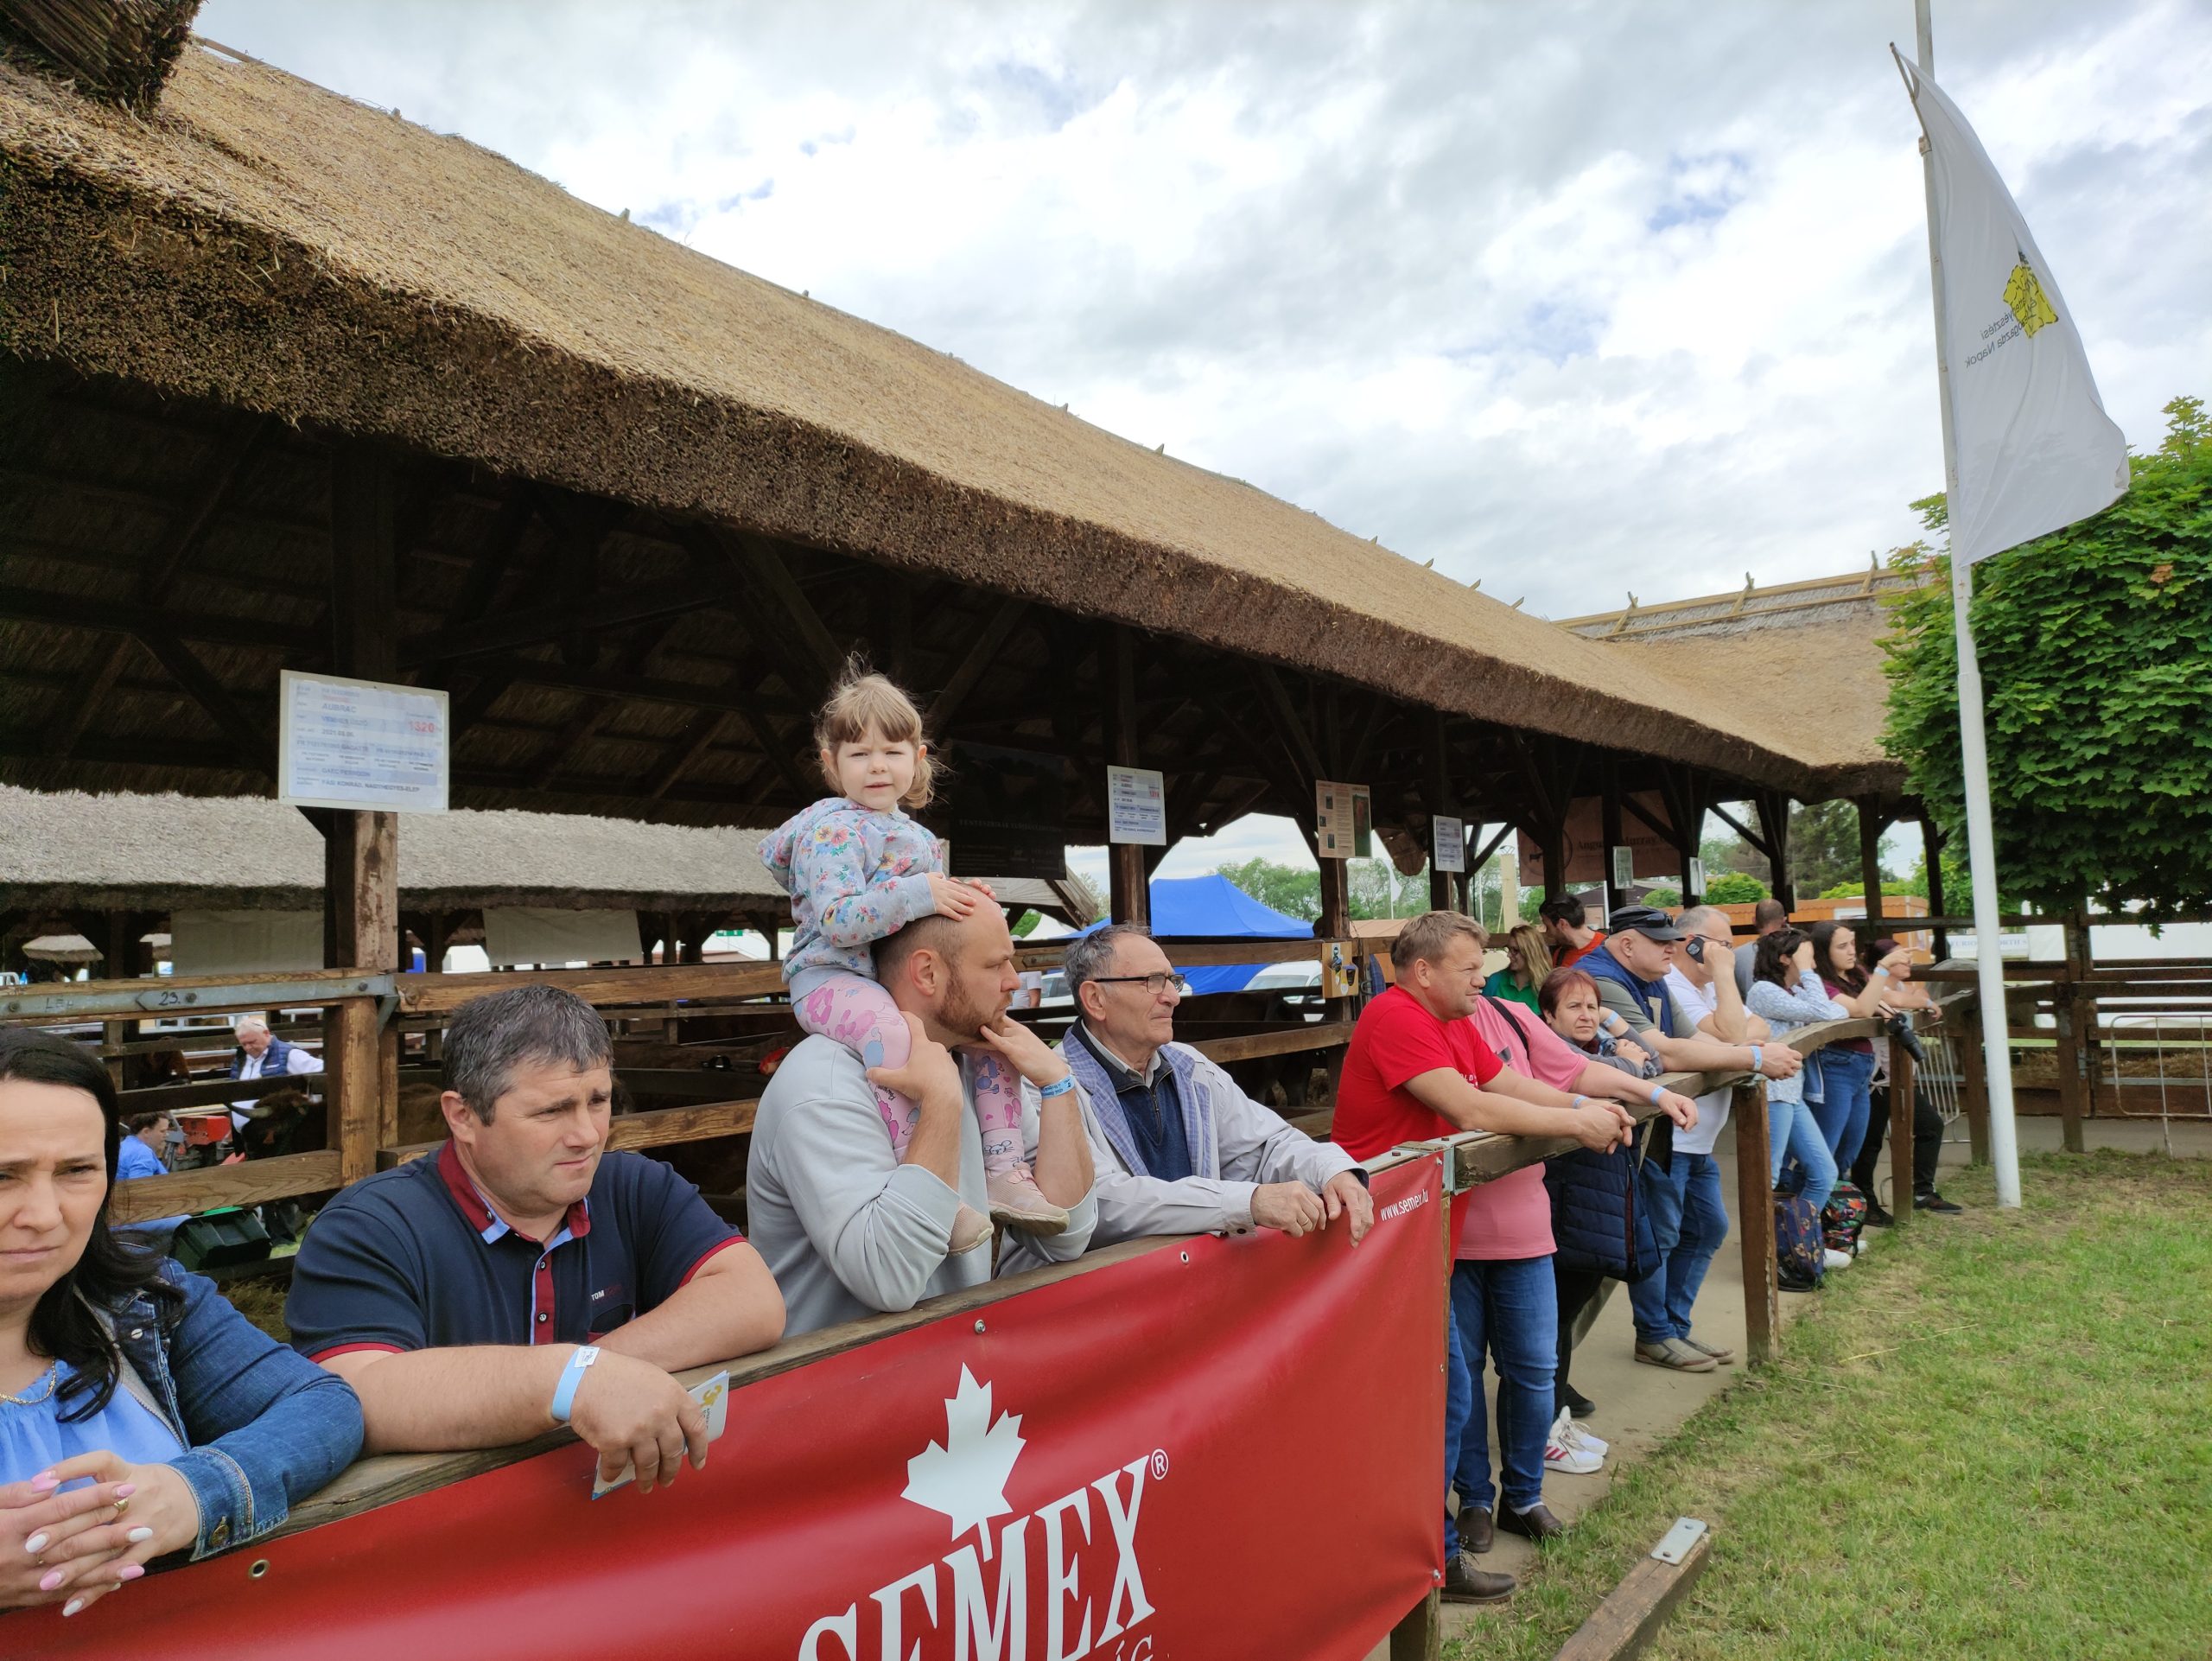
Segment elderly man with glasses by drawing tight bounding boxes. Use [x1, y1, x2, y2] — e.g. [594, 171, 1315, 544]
[1044, 923, 1373, 1249]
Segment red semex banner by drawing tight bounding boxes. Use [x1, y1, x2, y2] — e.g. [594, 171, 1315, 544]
[12, 1155, 1446, 1661]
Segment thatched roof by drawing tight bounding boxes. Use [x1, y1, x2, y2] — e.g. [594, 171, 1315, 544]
[1559, 566, 1921, 799]
[0, 38, 1848, 801]
[0, 786, 1075, 918]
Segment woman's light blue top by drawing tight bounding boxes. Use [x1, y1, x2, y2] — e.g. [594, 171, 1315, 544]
[0, 1361, 186, 1485]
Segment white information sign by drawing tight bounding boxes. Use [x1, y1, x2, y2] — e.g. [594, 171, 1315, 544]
[1105, 766, 1166, 846]
[278, 671, 450, 813]
[1610, 845, 1636, 894]
[1432, 814, 1465, 874]
[1688, 857, 1706, 897]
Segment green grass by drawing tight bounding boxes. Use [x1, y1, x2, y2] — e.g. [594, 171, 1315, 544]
[1446, 1152, 2212, 1661]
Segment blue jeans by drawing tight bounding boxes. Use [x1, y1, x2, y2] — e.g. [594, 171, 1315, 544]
[1445, 1301, 1472, 1557]
[1811, 1046, 1876, 1176]
[1770, 1094, 1837, 1214]
[1449, 1257, 1557, 1516]
[1629, 1154, 1728, 1343]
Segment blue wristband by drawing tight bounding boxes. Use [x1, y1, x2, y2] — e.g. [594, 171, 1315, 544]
[550, 1345, 600, 1423]
[1647, 1083, 1666, 1105]
[1038, 1074, 1077, 1099]
[1749, 1045, 1763, 1073]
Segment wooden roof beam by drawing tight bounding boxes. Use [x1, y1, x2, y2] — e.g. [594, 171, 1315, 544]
[47, 413, 273, 760]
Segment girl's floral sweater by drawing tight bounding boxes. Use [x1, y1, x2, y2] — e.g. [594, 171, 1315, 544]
[760, 797, 943, 991]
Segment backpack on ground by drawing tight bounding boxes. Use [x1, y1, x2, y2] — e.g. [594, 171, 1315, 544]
[1773, 1190, 1826, 1291]
[1822, 1182, 1870, 1256]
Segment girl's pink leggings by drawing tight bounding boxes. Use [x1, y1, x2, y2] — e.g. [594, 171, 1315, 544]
[795, 972, 1025, 1174]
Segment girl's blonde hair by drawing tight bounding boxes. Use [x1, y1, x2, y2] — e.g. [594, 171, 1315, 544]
[1506, 922, 1554, 990]
[814, 662, 935, 808]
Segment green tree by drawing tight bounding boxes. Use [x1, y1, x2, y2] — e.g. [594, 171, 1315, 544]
[1881, 396, 2212, 918]
[1704, 871, 1769, 905]
[1788, 800, 1863, 896]
[1217, 857, 1320, 921]
[1643, 885, 1682, 908]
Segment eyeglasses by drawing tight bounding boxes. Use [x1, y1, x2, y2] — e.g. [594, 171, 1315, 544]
[1089, 973, 1191, 997]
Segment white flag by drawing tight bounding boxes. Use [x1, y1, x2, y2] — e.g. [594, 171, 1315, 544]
[1897, 50, 2128, 565]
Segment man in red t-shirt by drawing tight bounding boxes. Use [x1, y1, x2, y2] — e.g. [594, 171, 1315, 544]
[1336, 912, 1632, 1601]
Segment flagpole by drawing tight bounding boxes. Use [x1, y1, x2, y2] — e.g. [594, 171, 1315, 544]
[1914, 0, 2024, 1207]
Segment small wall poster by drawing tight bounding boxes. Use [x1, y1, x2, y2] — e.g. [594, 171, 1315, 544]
[1316, 781, 1371, 860]
[1432, 815, 1465, 874]
[1105, 766, 1167, 846]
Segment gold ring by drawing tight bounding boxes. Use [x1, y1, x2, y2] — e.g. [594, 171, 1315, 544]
[111, 1496, 128, 1518]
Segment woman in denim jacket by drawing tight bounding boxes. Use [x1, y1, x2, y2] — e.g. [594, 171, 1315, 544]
[1744, 929, 1846, 1223]
[0, 1029, 362, 1621]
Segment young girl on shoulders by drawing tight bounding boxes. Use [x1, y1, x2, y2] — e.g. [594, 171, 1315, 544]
[761, 666, 1065, 1252]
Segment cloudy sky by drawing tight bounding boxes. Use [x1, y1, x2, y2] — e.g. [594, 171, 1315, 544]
[199, 1, 2212, 882]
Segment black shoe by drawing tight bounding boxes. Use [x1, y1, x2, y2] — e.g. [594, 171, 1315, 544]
[1915, 1190, 1964, 1213]
[1442, 1552, 1516, 1603]
[1865, 1200, 1896, 1228]
[1561, 1385, 1598, 1419]
[1495, 1501, 1565, 1543]
[1459, 1505, 1495, 1555]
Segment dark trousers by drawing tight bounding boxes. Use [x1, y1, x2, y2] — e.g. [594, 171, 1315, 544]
[1554, 1261, 1606, 1412]
[1853, 1084, 1944, 1200]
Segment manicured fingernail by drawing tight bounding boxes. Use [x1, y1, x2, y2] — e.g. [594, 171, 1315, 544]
[118, 1564, 144, 1581]
[127, 1528, 154, 1543]
[30, 1473, 58, 1492]
[40, 1569, 64, 1591]
[26, 1531, 48, 1553]
[62, 1597, 84, 1617]
[112, 1484, 137, 1499]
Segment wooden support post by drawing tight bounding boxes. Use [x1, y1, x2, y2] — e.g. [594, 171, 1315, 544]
[1105, 627, 1149, 927]
[1890, 1034, 1916, 1224]
[1921, 817, 1948, 960]
[1857, 797, 1885, 925]
[327, 813, 397, 1183]
[1600, 760, 1625, 915]
[1427, 712, 1453, 912]
[1956, 997, 1991, 1165]
[327, 442, 402, 1184]
[2064, 907, 2095, 1137]
[1756, 792, 1796, 913]
[2053, 997, 2086, 1153]
[1730, 1077, 1778, 1365]
[1389, 1589, 1442, 1661]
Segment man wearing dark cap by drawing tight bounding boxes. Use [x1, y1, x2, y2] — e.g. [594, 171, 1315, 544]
[1579, 907, 1804, 1372]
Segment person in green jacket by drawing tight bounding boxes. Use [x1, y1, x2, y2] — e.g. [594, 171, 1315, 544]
[1483, 923, 1552, 1012]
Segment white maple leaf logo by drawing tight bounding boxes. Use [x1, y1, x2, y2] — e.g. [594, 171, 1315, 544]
[902, 1366, 1027, 1543]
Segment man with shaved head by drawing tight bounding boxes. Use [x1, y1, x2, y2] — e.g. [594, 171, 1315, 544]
[747, 906, 1098, 1335]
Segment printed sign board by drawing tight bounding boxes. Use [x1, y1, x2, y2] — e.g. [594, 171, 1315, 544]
[1104, 765, 1167, 846]
[1432, 815, 1465, 875]
[277, 671, 448, 813]
[1316, 781, 1372, 860]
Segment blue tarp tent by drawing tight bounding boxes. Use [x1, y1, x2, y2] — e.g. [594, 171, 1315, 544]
[1082, 874, 1313, 994]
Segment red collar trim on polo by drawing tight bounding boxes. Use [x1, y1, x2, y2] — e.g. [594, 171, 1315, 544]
[435, 1141, 592, 1244]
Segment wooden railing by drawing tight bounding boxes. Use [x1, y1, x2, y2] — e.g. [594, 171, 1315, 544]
[6, 939, 1375, 1225]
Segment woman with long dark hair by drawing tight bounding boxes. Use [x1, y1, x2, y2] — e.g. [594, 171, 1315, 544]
[1803, 922, 1909, 1179]
[1745, 930, 1850, 1271]
[0, 1029, 361, 1620]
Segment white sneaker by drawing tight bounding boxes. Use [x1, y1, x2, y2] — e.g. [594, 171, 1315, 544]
[1544, 1433, 1603, 1475]
[1823, 1247, 1853, 1271]
[1551, 1408, 1608, 1458]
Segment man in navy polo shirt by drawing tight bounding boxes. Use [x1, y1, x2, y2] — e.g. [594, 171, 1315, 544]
[287, 985, 785, 1492]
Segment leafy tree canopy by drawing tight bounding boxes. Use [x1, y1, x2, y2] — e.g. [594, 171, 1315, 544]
[1881, 396, 2212, 919]
[1703, 870, 1769, 905]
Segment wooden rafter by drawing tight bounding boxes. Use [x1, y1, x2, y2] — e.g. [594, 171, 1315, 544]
[926, 595, 1027, 730]
[47, 415, 273, 760]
